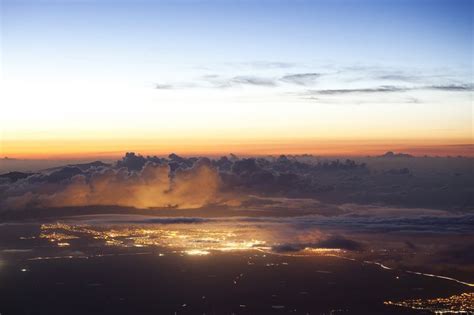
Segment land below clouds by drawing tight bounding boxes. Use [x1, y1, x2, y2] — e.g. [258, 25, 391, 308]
[1, 152, 473, 313]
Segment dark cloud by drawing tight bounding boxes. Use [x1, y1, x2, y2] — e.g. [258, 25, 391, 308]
[405, 96, 421, 103]
[151, 62, 472, 98]
[2, 153, 473, 212]
[201, 75, 278, 88]
[243, 212, 474, 235]
[304, 83, 473, 96]
[0, 155, 231, 210]
[307, 85, 409, 95]
[272, 235, 362, 253]
[316, 235, 362, 250]
[219, 73, 325, 88]
[155, 83, 174, 89]
[117, 152, 148, 171]
[99, 217, 210, 225]
[0, 171, 32, 183]
[376, 74, 419, 82]
[427, 84, 474, 91]
[312, 214, 474, 234]
[227, 75, 277, 87]
[202, 74, 220, 79]
[379, 151, 414, 158]
[280, 73, 322, 85]
[271, 243, 304, 252]
[46, 167, 83, 183]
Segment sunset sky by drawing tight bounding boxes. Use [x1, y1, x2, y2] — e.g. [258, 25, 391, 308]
[1, 0, 472, 158]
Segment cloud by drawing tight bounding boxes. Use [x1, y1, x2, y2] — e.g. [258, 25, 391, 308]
[2, 153, 473, 213]
[117, 152, 148, 171]
[304, 83, 473, 96]
[405, 96, 421, 103]
[307, 85, 409, 95]
[376, 74, 419, 82]
[155, 83, 174, 90]
[197, 74, 279, 88]
[272, 235, 363, 253]
[280, 73, 322, 85]
[150, 62, 473, 102]
[427, 84, 474, 91]
[224, 75, 277, 87]
[316, 235, 362, 250]
[215, 73, 325, 88]
[81, 216, 210, 225]
[308, 213, 474, 234]
[252, 212, 474, 235]
[1, 158, 230, 210]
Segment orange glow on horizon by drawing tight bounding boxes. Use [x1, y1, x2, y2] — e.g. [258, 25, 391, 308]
[1, 137, 473, 159]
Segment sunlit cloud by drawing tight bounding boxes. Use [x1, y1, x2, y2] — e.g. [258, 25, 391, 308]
[1, 158, 237, 210]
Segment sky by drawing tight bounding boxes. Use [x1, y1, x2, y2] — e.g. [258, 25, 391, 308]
[1, 0, 473, 158]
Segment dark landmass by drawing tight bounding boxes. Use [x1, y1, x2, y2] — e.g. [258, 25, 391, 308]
[0, 219, 472, 315]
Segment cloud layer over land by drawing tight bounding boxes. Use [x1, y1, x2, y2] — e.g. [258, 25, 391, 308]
[0, 156, 227, 210]
[1, 152, 473, 283]
[1, 152, 473, 212]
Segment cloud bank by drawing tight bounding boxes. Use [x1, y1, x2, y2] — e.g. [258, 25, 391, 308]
[1, 152, 473, 212]
[1, 157, 227, 210]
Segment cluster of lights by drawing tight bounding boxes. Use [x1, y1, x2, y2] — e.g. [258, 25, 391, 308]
[39, 223, 270, 254]
[184, 249, 210, 256]
[34, 222, 474, 315]
[39, 223, 357, 260]
[385, 293, 474, 314]
[39, 228, 79, 247]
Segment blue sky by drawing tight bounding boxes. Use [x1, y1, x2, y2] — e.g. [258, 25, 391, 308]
[3, 0, 472, 69]
[1, 0, 473, 157]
